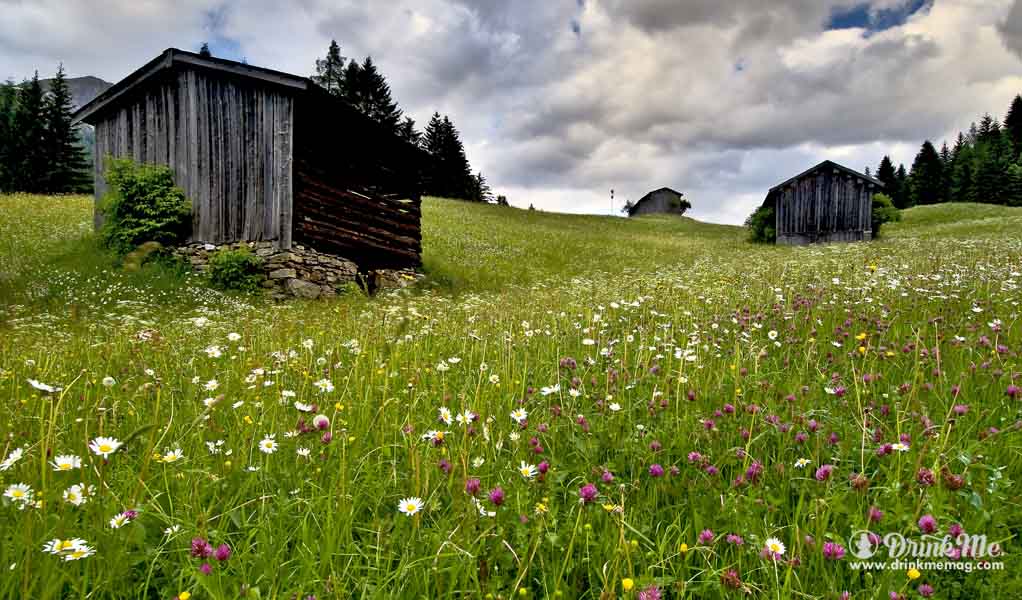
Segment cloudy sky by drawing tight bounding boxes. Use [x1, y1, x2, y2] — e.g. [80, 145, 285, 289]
[3, 0, 1021, 223]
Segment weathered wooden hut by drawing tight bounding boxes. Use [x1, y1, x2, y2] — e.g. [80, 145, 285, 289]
[627, 187, 690, 217]
[763, 160, 881, 245]
[73, 48, 425, 269]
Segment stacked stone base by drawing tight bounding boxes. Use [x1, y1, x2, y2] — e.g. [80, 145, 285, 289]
[173, 241, 423, 300]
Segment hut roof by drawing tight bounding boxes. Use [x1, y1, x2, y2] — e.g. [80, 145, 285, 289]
[628, 187, 685, 216]
[74, 48, 311, 125]
[763, 160, 883, 208]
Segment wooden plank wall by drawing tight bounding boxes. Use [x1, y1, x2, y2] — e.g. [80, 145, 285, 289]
[775, 169, 874, 244]
[291, 91, 424, 269]
[92, 68, 294, 247]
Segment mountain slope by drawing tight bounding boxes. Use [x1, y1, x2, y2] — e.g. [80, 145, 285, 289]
[38, 75, 112, 109]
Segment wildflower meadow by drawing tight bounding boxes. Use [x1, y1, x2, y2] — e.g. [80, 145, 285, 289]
[1, 194, 1020, 599]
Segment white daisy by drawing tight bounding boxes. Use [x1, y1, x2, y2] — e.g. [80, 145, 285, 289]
[510, 408, 528, 424]
[227, 332, 242, 342]
[892, 442, 910, 452]
[63, 483, 92, 506]
[293, 401, 314, 412]
[397, 496, 424, 516]
[764, 537, 786, 556]
[63, 544, 95, 560]
[50, 454, 82, 471]
[608, 403, 622, 412]
[4, 483, 32, 504]
[27, 379, 61, 394]
[296, 447, 311, 458]
[314, 379, 334, 393]
[794, 458, 811, 469]
[438, 407, 453, 425]
[0, 447, 25, 471]
[42, 538, 85, 555]
[518, 461, 537, 479]
[88, 437, 122, 458]
[162, 449, 184, 463]
[258, 436, 278, 454]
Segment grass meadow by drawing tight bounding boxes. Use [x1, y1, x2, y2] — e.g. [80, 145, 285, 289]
[0, 194, 1021, 599]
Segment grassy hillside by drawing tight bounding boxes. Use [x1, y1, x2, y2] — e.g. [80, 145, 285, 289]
[0, 194, 1020, 599]
[421, 199, 744, 291]
[884, 202, 1022, 238]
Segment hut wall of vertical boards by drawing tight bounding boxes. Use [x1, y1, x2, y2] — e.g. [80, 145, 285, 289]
[75, 48, 426, 277]
[769, 162, 879, 246]
[90, 68, 294, 248]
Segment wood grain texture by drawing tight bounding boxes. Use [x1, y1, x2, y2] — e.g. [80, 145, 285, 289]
[90, 68, 294, 248]
[773, 166, 874, 246]
[86, 52, 426, 270]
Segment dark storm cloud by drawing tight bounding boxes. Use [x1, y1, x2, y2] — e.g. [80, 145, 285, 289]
[999, 0, 1022, 59]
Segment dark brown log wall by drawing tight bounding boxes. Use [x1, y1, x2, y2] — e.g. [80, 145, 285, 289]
[91, 68, 294, 247]
[292, 90, 424, 269]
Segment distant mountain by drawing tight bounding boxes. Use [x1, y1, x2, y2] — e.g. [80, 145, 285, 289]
[38, 75, 112, 109]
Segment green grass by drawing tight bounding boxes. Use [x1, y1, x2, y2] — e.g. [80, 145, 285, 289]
[1, 194, 1020, 599]
[420, 200, 745, 292]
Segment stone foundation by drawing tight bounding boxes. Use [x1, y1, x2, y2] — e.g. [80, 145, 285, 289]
[172, 241, 422, 300]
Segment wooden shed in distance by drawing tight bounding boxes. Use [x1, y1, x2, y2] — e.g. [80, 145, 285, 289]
[73, 48, 426, 270]
[627, 187, 690, 217]
[763, 160, 881, 245]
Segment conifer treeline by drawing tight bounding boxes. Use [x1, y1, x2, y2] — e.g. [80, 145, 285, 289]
[875, 94, 1022, 208]
[0, 66, 91, 193]
[312, 40, 492, 202]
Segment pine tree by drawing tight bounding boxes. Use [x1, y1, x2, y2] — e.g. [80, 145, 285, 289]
[398, 116, 420, 145]
[11, 72, 48, 193]
[0, 80, 17, 191]
[875, 155, 898, 199]
[350, 56, 401, 133]
[908, 141, 945, 205]
[44, 65, 91, 193]
[469, 172, 492, 203]
[422, 112, 444, 157]
[420, 113, 474, 199]
[1005, 94, 1022, 155]
[951, 145, 975, 203]
[952, 132, 968, 160]
[312, 40, 346, 96]
[939, 141, 953, 203]
[199, 42, 212, 57]
[977, 114, 999, 145]
[894, 164, 909, 209]
[340, 59, 363, 107]
[439, 116, 473, 199]
[1005, 159, 1022, 207]
[973, 132, 1012, 204]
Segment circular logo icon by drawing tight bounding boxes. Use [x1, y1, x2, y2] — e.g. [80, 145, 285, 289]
[849, 530, 877, 559]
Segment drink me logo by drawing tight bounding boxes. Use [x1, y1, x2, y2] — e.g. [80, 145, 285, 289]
[848, 530, 1002, 561]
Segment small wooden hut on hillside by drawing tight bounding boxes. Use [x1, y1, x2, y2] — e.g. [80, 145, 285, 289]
[763, 160, 881, 245]
[73, 48, 426, 269]
[627, 187, 690, 217]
